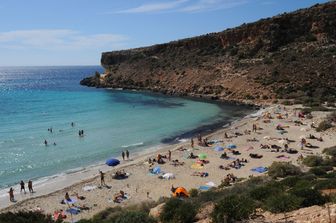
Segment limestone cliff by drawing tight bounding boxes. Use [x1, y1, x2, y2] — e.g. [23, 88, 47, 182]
[81, 2, 336, 104]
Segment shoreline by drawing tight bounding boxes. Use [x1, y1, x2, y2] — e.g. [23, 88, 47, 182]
[0, 103, 257, 210]
[2, 104, 334, 223]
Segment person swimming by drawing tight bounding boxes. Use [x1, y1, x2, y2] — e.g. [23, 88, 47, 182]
[44, 140, 48, 146]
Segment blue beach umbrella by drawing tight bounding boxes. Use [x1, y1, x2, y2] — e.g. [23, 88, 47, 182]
[106, 158, 120, 166]
[227, 144, 237, 149]
[214, 146, 224, 152]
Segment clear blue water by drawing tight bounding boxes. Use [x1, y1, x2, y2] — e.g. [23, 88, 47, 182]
[0, 66, 252, 188]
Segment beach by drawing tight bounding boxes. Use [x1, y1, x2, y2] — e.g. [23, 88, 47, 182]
[1, 104, 335, 222]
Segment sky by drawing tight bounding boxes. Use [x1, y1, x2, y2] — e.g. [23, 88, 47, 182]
[0, 0, 329, 66]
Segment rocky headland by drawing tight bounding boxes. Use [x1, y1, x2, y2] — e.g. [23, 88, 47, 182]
[81, 2, 336, 105]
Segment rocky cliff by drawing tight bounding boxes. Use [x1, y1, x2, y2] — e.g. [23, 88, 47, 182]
[81, 2, 336, 104]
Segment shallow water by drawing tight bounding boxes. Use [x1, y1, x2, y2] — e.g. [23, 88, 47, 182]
[0, 66, 252, 188]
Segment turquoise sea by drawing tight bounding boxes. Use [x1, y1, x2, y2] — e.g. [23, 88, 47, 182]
[0, 66, 252, 188]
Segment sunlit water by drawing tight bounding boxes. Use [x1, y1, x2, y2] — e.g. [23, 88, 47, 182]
[0, 66, 252, 188]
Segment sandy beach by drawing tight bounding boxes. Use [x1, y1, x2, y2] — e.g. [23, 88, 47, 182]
[1, 104, 335, 222]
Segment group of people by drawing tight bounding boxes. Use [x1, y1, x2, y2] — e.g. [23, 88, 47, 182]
[121, 150, 130, 160]
[78, 130, 84, 137]
[44, 122, 83, 146]
[8, 180, 34, 202]
[221, 173, 237, 185]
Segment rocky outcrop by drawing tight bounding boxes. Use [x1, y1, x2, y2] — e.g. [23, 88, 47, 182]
[149, 203, 165, 219]
[81, 2, 336, 104]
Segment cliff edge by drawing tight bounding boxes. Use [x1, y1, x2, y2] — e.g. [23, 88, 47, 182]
[81, 2, 336, 104]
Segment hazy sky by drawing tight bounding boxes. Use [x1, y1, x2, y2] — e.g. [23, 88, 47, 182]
[0, 0, 328, 66]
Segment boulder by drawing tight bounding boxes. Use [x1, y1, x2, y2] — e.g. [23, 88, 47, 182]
[149, 203, 165, 219]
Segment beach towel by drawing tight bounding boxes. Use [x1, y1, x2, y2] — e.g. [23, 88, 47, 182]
[152, 166, 161, 174]
[251, 167, 268, 173]
[199, 185, 211, 191]
[246, 146, 254, 151]
[191, 163, 203, 169]
[162, 173, 175, 179]
[227, 144, 237, 149]
[277, 155, 290, 160]
[214, 146, 224, 151]
[206, 181, 216, 187]
[83, 185, 97, 192]
[66, 207, 80, 215]
[64, 198, 77, 204]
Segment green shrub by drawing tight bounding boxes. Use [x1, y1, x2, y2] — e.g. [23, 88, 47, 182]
[265, 193, 302, 214]
[189, 188, 199, 198]
[114, 211, 156, 223]
[309, 166, 329, 176]
[268, 162, 302, 178]
[302, 156, 324, 167]
[160, 198, 197, 223]
[212, 195, 255, 223]
[323, 146, 336, 157]
[290, 188, 327, 207]
[316, 120, 333, 132]
[314, 178, 336, 190]
[0, 211, 57, 223]
[324, 171, 336, 178]
[249, 183, 282, 201]
[88, 207, 123, 223]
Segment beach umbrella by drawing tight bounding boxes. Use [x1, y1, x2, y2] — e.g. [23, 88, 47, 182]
[105, 158, 120, 167]
[198, 153, 207, 159]
[214, 146, 224, 152]
[227, 144, 237, 149]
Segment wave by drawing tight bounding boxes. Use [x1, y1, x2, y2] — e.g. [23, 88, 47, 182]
[177, 138, 188, 143]
[121, 142, 144, 148]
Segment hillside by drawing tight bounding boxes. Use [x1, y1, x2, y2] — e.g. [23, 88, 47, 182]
[81, 2, 336, 105]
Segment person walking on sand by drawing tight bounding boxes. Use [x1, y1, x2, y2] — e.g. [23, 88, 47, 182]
[126, 150, 129, 160]
[8, 187, 14, 202]
[99, 171, 106, 186]
[168, 150, 171, 161]
[20, 180, 26, 194]
[191, 138, 194, 148]
[28, 180, 33, 193]
[122, 151, 125, 161]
